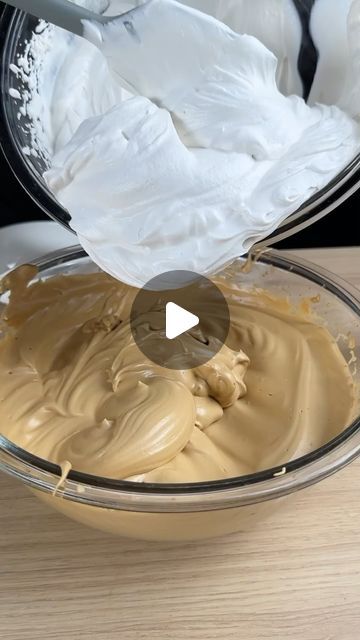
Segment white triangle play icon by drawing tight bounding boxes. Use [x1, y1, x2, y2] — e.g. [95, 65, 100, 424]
[165, 302, 199, 340]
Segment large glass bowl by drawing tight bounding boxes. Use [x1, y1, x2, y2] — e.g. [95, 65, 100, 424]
[1, 6, 360, 238]
[0, 246, 359, 541]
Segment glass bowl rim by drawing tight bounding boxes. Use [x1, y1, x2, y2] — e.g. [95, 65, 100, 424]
[0, 245, 359, 512]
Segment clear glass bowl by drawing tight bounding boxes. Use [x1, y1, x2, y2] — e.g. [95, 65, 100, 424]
[1, 6, 360, 238]
[0, 246, 359, 541]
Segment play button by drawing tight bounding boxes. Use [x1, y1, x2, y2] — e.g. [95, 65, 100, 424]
[130, 270, 230, 370]
[165, 303, 199, 340]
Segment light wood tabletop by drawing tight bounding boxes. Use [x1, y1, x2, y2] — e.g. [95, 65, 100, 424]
[0, 247, 359, 640]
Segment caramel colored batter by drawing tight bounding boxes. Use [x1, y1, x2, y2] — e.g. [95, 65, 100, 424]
[0, 267, 355, 483]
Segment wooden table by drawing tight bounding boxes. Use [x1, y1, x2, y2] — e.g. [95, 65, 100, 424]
[1, 248, 359, 640]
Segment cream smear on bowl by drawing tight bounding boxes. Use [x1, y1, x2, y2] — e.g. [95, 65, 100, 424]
[9, 0, 360, 287]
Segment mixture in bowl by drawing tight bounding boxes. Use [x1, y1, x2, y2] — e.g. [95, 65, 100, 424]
[0, 264, 355, 483]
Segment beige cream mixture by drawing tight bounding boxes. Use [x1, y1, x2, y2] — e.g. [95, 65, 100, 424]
[0, 266, 355, 483]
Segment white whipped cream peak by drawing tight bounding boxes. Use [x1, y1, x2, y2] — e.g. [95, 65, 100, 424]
[41, 0, 360, 286]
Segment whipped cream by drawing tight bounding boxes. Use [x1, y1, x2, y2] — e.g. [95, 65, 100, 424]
[11, 0, 360, 286]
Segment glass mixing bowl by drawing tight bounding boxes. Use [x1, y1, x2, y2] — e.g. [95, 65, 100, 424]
[0, 246, 359, 541]
[1, 5, 360, 238]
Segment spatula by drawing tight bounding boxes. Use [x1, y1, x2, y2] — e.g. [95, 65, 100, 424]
[4, 0, 129, 37]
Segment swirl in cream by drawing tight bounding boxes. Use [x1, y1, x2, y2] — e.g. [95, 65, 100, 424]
[0, 266, 355, 483]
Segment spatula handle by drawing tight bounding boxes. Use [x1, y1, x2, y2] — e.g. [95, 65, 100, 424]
[4, 0, 108, 36]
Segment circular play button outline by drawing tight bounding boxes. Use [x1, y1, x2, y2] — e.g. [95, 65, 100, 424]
[165, 302, 199, 340]
[130, 270, 230, 370]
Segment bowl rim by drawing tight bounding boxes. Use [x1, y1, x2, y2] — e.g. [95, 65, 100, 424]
[1, 6, 360, 243]
[0, 245, 359, 512]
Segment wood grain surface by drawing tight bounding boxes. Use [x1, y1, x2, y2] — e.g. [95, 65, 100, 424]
[0, 247, 359, 640]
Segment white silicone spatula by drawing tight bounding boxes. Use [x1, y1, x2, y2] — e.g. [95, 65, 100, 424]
[4, 0, 119, 37]
[3, 0, 239, 107]
[3, 0, 221, 96]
